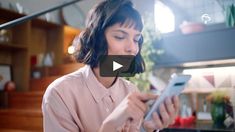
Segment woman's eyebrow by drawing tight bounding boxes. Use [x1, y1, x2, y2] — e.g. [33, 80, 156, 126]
[112, 29, 141, 36]
[112, 29, 128, 35]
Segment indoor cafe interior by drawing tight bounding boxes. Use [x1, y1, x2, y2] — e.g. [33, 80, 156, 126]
[0, 0, 235, 132]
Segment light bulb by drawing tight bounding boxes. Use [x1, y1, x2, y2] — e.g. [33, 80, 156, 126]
[68, 45, 75, 54]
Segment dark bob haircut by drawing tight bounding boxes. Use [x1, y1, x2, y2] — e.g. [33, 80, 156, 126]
[75, 0, 145, 74]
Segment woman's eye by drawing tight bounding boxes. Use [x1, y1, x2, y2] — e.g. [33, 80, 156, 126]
[114, 36, 125, 40]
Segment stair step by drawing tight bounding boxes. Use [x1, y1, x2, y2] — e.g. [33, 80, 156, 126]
[0, 128, 39, 132]
[0, 109, 42, 131]
[8, 91, 44, 109]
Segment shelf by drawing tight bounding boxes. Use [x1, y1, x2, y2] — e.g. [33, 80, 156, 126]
[0, 43, 27, 51]
[0, 8, 24, 21]
[155, 26, 235, 68]
[166, 121, 234, 132]
[0, 7, 75, 91]
[182, 88, 215, 94]
[182, 87, 232, 94]
[31, 19, 61, 29]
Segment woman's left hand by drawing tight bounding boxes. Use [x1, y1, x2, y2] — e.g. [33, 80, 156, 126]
[143, 95, 180, 132]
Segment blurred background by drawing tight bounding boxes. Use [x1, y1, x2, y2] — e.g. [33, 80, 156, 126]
[0, 0, 235, 132]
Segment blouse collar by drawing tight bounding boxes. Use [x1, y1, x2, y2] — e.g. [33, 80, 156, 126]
[82, 65, 120, 103]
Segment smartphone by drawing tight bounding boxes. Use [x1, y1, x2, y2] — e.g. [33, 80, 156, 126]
[144, 73, 191, 121]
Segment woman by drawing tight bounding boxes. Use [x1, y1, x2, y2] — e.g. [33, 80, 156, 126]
[42, 0, 179, 131]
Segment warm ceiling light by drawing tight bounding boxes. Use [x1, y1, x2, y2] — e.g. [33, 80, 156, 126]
[67, 45, 75, 54]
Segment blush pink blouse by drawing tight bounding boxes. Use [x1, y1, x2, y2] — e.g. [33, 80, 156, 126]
[42, 65, 138, 132]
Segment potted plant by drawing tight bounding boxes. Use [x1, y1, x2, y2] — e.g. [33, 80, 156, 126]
[206, 90, 230, 128]
[216, 0, 235, 27]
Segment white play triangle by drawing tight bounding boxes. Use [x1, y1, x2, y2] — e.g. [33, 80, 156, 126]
[113, 61, 123, 71]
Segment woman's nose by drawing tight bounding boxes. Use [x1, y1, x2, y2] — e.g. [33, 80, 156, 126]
[125, 39, 138, 55]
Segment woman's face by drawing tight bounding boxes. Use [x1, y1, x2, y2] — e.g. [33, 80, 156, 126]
[105, 23, 142, 56]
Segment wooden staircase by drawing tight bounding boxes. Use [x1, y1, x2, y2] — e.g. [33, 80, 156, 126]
[7, 91, 44, 109]
[0, 63, 84, 132]
[0, 108, 42, 131]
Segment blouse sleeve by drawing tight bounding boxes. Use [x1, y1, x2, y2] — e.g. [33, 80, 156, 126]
[42, 88, 82, 132]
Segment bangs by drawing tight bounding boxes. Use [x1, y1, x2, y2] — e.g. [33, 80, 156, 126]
[103, 2, 143, 31]
[119, 19, 142, 31]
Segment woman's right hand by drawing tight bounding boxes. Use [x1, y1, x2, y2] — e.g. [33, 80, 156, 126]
[101, 92, 157, 131]
[143, 96, 180, 132]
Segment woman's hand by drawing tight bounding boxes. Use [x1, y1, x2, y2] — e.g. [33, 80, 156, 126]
[143, 95, 180, 132]
[101, 92, 157, 131]
[121, 119, 139, 132]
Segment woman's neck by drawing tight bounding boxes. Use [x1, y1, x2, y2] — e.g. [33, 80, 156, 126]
[92, 67, 116, 88]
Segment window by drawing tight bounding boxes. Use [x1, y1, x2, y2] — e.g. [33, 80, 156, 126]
[154, 0, 175, 33]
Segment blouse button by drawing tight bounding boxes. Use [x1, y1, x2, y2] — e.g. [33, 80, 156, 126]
[105, 108, 110, 112]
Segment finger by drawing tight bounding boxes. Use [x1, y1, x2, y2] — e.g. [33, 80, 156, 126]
[123, 119, 131, 132]
[129, 120, 139, 132]
[143, 120, 156, 132]
[137, 92, 157, 102]
[129, 92, 151, 113]
[159, 103, 170, 128]
[138, 118, 143, 128]
[152, 112, 164, 129]
[172, 96, 180, 114]
[130, 93, 149, 113]
[165, 97, 175, 122]
[127, 100, 145, 121]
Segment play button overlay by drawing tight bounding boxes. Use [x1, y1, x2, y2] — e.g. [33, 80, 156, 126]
[100, 55, 135, 77]
[113, 61, 123, 71]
